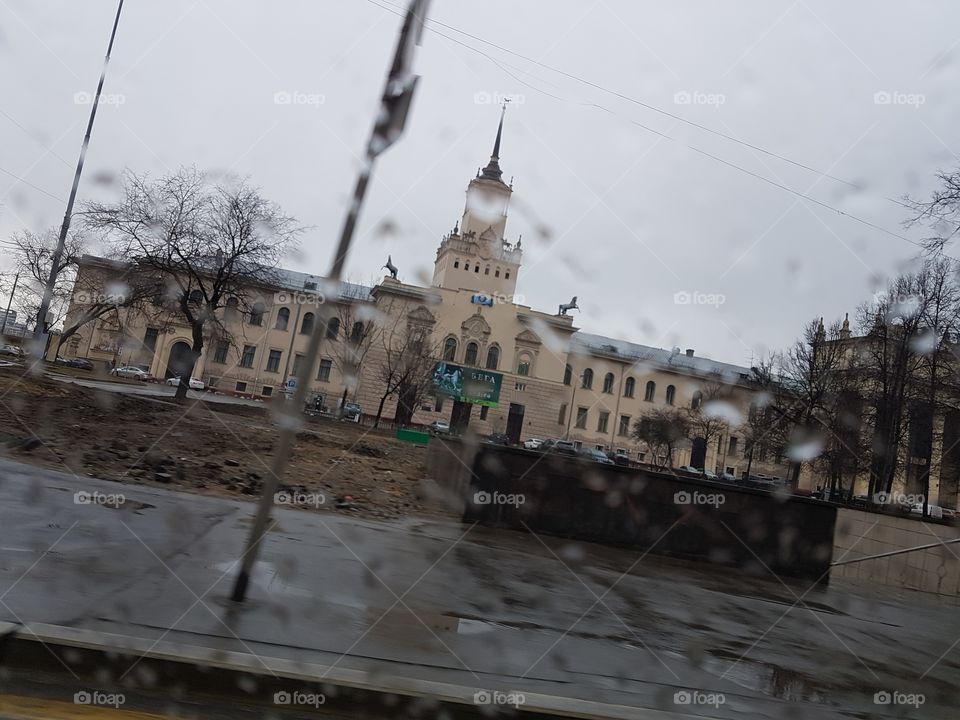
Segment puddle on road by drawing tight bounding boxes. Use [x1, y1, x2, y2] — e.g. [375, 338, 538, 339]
[700, 650, 827, 703]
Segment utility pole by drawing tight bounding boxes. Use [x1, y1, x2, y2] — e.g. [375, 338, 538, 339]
[231, 0, 430, 603]
[1, 272, 20, 337]
[34, 0, 124, 352]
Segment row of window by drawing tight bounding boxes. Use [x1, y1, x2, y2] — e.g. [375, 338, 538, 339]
[212, 341, 335, 382]
[441, 337, 532, 375]
[451, 259, 511, 279]
[559, 404, 634, 436]
[221, 297, 365, 342]
[564, 365, 704, 408]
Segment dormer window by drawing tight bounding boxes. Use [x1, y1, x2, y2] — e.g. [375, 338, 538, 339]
[495, 268, 500, 277]
[465, 262, 470, 272]
[454, 260, 460, 269]
[505, 270, 511, 280]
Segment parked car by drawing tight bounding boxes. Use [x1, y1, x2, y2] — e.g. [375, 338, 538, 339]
[608, 451, 631, 466]
[908, 502, 944, 520]
[166, 376, 205, 390]
[337, 400, 362, 422]
[541, 438, 578, 456]
[579, 447, 614, 464]
[701, 469, 718, 480]
[110, 366, 150, 380]
[942, 507, 957, 520]
[717, 472, 737, 484]
[63, 357, 94, 370]
[0, 344, 23, 358]
[523, 438, 543, 450]
[428, 419, 450, 435]
[676, 465, 701, 474]
[484, 432, 511, 446]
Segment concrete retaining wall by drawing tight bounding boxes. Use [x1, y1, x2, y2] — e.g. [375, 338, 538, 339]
[833, 508, 960, 598]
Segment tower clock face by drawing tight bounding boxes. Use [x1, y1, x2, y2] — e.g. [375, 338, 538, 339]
[466, 186, 508, 222]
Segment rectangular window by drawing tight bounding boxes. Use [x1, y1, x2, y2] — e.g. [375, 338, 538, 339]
[235, 381, 247, 392]
[595, 444, 604, 451]
[266, 349, 282, 373]
[514, 382, 526, 391]
[618, 415, 631, 437]
[638, 451, 646, 462]
[208, 376, 220, 388]
[292, 353, 304, 378]
[597, 411, 609, 434]
[239, 345, 255, 368]
[435, 396, 444, 412]
[575, 406, 588, 429]
[728, 437, 739, 456]
[479, 405, 488, 420]
[143, 327, 159, 352]
[317, 358, 332, 382]
[213, 341, 229, 364]
[558, 403, 567, 425]
[517, 361, 530, 376]
[262, 386, 273, 397]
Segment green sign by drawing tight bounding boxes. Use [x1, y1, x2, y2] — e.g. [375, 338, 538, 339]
[431, 361, 502, 407]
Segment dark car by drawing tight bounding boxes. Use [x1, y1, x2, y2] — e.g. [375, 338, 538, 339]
[64, 357, 94, 370]
[578, 447, 615, 464]
[607, 452, 631, 466]
[484, 432, 511, 446]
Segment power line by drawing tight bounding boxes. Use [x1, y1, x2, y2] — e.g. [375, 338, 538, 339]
[0, 108, 73, 168]
[0, 165, 65, 203]
[365, 0, 919, 246]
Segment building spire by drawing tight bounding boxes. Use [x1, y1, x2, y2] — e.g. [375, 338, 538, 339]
[480, 103, 507, 182]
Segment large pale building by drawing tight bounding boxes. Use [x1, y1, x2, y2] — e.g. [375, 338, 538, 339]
[64, 114, 795, 482]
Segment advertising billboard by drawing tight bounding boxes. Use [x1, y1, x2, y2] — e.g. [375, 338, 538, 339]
[431, 361, 502, 407]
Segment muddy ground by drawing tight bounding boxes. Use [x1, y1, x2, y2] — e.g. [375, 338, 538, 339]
[0, 365, 438, 519]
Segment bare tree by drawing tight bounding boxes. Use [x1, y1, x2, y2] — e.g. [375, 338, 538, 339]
[372, 311, 438, 428]
[329, 300, 382, 415]
[685, 379, 730, 470]
[904, 167, 960, 256]
[83, 167, 298, 399]
[739, 355, 791, 482]
[632, 407, 691, 469]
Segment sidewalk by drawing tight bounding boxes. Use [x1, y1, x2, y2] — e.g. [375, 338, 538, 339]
[0, 457, 956, 718]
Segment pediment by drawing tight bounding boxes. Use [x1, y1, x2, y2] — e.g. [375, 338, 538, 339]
[461, 313, 492, 339]
[515, 328, 541, 345]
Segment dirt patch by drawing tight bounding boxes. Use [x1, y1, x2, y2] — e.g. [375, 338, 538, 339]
[0, 367, 439, 520]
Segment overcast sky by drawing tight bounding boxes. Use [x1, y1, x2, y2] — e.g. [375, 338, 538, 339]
[1, 0, 958, 365]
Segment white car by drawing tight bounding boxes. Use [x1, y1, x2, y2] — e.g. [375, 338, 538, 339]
[429, 420, 450, 434]
[167, 376, 205, 390]
[908, 503, 944, 520]
[110, 366, 150, 380]
[523, 438, 543, 450]
[0, 344, 24, 358]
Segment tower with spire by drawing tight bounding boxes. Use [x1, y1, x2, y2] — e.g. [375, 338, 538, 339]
[432, 105, 522, 298]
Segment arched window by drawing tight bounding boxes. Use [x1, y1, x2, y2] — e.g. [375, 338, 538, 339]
[624, 377, 635, 398]
[300, 312, 315, 335]
[465, 342, 479, 365]
[484, 266, 490, 275]
[644, 380, 656, 402]
[225, 296, 239, 321]
[485, 345, 499, 370]
[495, 268, 501, 278]
[474, 265, 480, 274]
[350, 321, 364, 343]
[275, 307, 290, 330]
[602, 372, 615, 394]
[249, 302, 265, 326]
[563, 364, 572, 386]
[326, 317, 340, 339]
[692, 391, 703, 410]
[188, 289, 203, 304]
[582, 368, 593, 389]
[505, 270, 511, 279]
[464, 262, 470, 272]
[665, 385, 676, 405]
[443, 337, 457, 361]
[517, 358, 531, 376]
[453, 260, 460, 269]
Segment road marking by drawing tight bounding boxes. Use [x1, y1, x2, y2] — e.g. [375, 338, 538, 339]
[0, 695, 165, 720]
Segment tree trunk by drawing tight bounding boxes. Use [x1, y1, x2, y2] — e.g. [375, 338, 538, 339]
[176, 325, 204, 401]
[374, 393, 388, 429]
